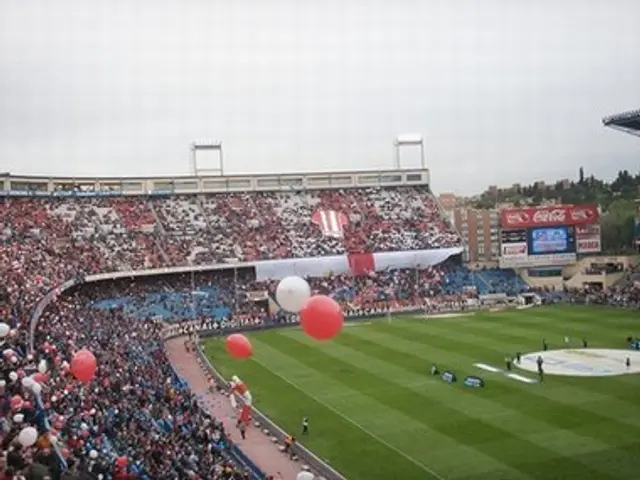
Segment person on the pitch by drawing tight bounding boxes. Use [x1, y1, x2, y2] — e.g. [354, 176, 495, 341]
[301, 417, 309, 435]
[536, 355, 544, 382]
[542, 339, 548, 351]
[505, 355, 513, 371]
[626, 356, 631, 369]
[582, 338, 588, 348]
[516, 352, 522, 364]
[430, 364, 439, 376]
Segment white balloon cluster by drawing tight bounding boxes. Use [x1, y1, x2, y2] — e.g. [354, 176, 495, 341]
[276, 276, 311, 313]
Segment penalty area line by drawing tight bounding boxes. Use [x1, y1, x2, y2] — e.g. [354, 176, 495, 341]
[251, 357, 447, 480]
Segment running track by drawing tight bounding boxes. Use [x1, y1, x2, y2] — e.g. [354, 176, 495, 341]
[165, 337, 302, 480]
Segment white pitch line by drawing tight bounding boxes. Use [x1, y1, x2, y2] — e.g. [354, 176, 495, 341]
[251, 356, 447, 480]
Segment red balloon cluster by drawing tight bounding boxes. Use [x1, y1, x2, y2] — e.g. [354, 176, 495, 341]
[300, 295, 344, 341]
[225, 334, 253, 359]
[71, 349, 97, 383]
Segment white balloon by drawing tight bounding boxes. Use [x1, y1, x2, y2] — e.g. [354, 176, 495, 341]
[21, 377, 35, 388]
[276, 276, 311, 313]
[50, 435, 58, 445]
[296, 472, 314, 480]
[13, 414, 24, 424]
[89, 449, 98, 459]
[38, 360, 48, 373]
[9, 371, 18, 382]
[0, 323, 9, 338]
[18, 426, 38, 447]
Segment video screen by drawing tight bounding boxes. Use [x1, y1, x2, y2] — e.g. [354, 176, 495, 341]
[529, 227, 573, 254]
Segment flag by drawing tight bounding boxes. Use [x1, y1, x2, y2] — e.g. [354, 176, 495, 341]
[311, 209, 349, 238]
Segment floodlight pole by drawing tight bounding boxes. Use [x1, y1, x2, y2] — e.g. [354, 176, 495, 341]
[190, 140, 224, 176]
[393, 134, 425, 169]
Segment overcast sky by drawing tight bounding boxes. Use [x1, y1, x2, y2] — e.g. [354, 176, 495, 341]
[1, 0, 639, 195]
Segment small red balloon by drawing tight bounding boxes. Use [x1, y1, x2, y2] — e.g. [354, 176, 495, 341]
[71, 349, 97, 383]
[10, 395, 23, 410]
[225, 334, 253, 359]
[33, 372, 49, 383]
[300, 295, 344, 341]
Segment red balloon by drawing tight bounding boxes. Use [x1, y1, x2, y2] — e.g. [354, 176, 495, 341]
[300, 295, 344, 341]
[33, 372, 49, 383]
[225, 334, 253, 359]
[10, 395, 23, 410]
[71, 349, 97, 383]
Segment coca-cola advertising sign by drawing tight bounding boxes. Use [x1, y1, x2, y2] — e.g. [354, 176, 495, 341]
[500, 204, 599, 229]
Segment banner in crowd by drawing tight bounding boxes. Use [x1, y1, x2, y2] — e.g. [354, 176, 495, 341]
[311, 209, 349, 238]
[500, 204, 599, 229]
[575, 224, 602, 254]
[255, 247, 464, 280]
[348, 252, 375, 276]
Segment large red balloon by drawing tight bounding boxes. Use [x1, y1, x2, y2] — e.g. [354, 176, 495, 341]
[71, 349, 97, 383]
[300, 295, 344, 341]
[225, 334, 253, 359]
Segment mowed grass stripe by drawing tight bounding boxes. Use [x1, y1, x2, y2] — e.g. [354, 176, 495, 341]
[202, 306, 640, 480]
[468, 307, 636, 348]
[333, 327, 638, 479]
[203, 338, 425, 480]
[275, 330, 620, 480]
[386, 320, 640, 434]
[396, 316, 640, 401]
[266, 331, 531, 480]
[247, 336, 448, 480]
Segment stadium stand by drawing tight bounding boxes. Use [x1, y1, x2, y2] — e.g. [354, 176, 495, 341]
[1, 177, 636, 479]
[0, 181, 467, 479]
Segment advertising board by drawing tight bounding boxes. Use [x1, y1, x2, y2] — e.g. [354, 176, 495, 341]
[575, 224, 601, 254]
[500, 204, 599, 229]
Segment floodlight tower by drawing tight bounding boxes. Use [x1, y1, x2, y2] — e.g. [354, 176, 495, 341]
[393, 134, 425, 169]
[190, 140, 224, 176]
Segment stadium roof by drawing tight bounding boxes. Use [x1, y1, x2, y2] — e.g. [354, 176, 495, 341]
[602, 108, 640, 137]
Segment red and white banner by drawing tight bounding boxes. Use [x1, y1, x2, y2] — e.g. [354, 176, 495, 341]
[500, 204, 599, 229]
[575, 224, 601, 254]
[311, 209, 349, 238]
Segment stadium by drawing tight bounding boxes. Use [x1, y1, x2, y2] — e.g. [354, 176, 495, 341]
[0, 155, 638, 480]
[1, 0, 640, 477]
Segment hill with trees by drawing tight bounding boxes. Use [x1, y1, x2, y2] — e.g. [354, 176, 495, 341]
[472, 169, 640, 253]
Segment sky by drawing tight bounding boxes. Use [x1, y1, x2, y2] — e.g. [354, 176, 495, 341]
[0, 0, 639, 195]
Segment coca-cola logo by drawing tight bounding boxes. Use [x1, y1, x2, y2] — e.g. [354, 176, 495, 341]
[504, 211, 529, 225]
[570, 208, 595, 221]
[532, 209, 566, 224]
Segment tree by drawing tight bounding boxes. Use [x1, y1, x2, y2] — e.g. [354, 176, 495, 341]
[600, 198, 637, 253]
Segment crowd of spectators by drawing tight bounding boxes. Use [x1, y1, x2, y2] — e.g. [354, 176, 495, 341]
[0, 187, 461, 479]
[0, 185, 632, 479]
[4, 186, 462, 269]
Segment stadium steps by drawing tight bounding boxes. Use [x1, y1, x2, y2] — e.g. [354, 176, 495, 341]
[154, 236, 170, 264]
[148, 200, 167, 235]
[473, 271, 493, 293]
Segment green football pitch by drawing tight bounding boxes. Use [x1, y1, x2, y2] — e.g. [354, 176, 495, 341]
[203, 306, 640, 480]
